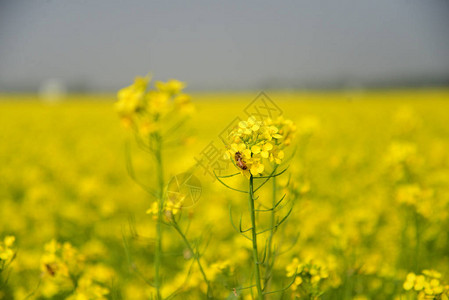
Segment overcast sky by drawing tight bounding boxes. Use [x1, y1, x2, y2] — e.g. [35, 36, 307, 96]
[0, 0, 448, 91]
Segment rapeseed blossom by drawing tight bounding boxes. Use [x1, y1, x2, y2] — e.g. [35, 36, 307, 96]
[39, 240, 110, 299]
[115, 76, 194, 133]
[225, 116, 295, 178]
[146, 192, 185, 219]
[0, 236, 15, 264]
[403, 270, 449, 299]
[2, 89, 449, 299]
[286, 258, 329, 295]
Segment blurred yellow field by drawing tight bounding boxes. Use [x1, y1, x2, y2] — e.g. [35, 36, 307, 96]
[1, 88, 449, 299]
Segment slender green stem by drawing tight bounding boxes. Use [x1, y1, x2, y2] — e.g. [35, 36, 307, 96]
[264, 176, 277, 287]
[249, 176, 264, 300]
[414, 210, 420, 272]
[172, 220, 213, 298]
[154, 134, 164, 300]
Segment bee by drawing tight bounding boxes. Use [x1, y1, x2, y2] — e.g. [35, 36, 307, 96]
[235, 151, 248, 170]
[45, 263, 57, 276]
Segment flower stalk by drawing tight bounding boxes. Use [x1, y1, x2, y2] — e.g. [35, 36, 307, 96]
[217, 115, 296, 298]
[249, 175, 264, 300]
[115, 75, 203, 298]
[154, 133, 164, 300]
[264, 176, 277, 288]
[171, 219, 213, 298]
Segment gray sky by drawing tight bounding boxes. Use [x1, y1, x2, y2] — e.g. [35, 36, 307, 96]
[1, 0, 449, 91]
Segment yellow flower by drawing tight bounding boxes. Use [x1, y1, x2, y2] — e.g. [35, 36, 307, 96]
[166, 192, 185, 216]
[266, 116, 298, 146]
[404, 273, 417, 290]
[250, 159, 264, 176]
[225, 115, 295, 178]
[0, 235, 15, 262]
[251, 145, 261, 154]
[404, 270, 448, 297]
[146, 90, 170, 115]
[146, 202, 159, 218]
[68, 274, 109, 300]
[155, 79, 186, 95]
[174, 93, 194, 114]
[423, 270, 442, 279]
[286, 258, 301, 277]
[4, 236, 15, 247]
[115, 75, 194, 133]
[115, 76, 149, 116]
[261, 143, 273, 158]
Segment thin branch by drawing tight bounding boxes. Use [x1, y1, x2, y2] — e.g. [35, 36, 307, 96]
[276, 233, 300, 256]
[253, 167, 289, 179]
[253, 166, 279, 192]
[165, 260, 196, 300]
[229, 205, 252, 241]
[214, 171, 248, 193]
[255, 194, 287, 212]
[163, 118, 188, 137]
[263, 272, 298, 295]
[216, 172, 241, 178]
[125, 142, 158, 198]
[256, 204, 293, 235]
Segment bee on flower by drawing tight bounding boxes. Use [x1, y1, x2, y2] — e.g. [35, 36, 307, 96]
[225, 116, 295, 178]
[40, 240, 110, 299]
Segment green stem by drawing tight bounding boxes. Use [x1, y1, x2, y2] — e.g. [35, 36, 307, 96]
[154, 134, 164, 300]
[264, 176, 277, 287]
[249, 176, 264, 300]
[172, 220, 213, 298]
[414, 210, 420, 272]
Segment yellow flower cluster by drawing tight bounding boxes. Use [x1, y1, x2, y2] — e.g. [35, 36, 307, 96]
[265, 116, 297, 147]
[286, 258, 329, 292]
[67, 275, 109, 300]
[226, 116, 295, 178]
[41, 240, 84, 279]
[0, 236, 15, 264]
[206, 260, 232, 281]
[403, 270, 449, 299]
[115, 76, 193, 132]
[146, 192, 185, 219]
[40, 240, 110, 299]
[2, 91, 449, 299]
[384, 141, 419, 181]
[385, 142, 417, 165]
[396, 184, 435, 217]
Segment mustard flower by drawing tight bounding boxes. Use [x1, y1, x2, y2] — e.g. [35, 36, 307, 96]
[225, 116, 295, 178]
[155, 79, 186, 96]
[403, 270, 449, 299]
[265, 116, 297, 147]
[146, 192, 185, 220]
[0, 235, 15, 263]
[286, 258, 329, 293]
[115, 75, 193, 132]
[67, 275, 109, 300]
[115, 76, 149, 117]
